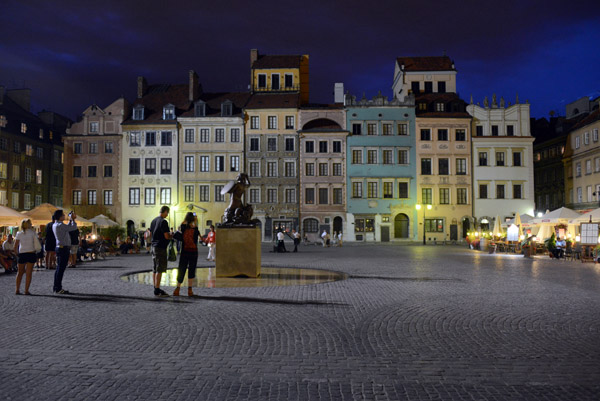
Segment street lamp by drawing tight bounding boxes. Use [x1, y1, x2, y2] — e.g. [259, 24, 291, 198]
[416, 204, 432, 245]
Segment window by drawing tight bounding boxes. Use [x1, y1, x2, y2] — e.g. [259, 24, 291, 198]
[594, 129, 599, 142]
[36, 147, 43, 159]
[479, 152, 488, 166]
[72, 190, 82, 205]
[271, 74, 280, 90]
[145, 158, 156, 175]
[130, 132, 141, 147]
[332, 141, 342, 153]
[318, 163, 328, 176]
[145, 131, 156, 146]
[576, 162, 581, 177]
[257, 74, 266, 89]
[584, 132, 590, 145]
[420, 129, 431, 141]
[397, 182, 408, 198]
[200, 129, 209, 143]
[267, 137, 277, 152]
[305, 188, 315, 204]
[267, 161, 277, 177]
[104, 141, 114, 153]
[439, 188, 450, 204]
[160, 131, 172, 146]
[383, 150, 393, 164]
[507, 125, 514, 136]
[438, 159, 449, 175]
[267, 188, 277, 203]
[435, 103, 445, 112]
[586, 159, 592, 174]
[104, 165, 112, 178]
[398, 150, 408, 164]
[285, 188, 295, 203]
[86, 166, 96, 178]
[33, 169, 42, 184]
[200, 156, 210, 172]
[285, 137, 294, 152]
[184, 185, 194, 202]
[284, 161, 294, 177]
[382, 123, 392, 136]
[87, 190, 97, 205]
[319, 141, 328, 153]
[249, 188, 260, 204]
[367, 150, 377, 164]
[476, 126, 483, 136]
[73, 166, 82, 178]
[34, 195, 42, 207]
[89, 143, 98, 154]
[577, 187, 582, 203]
[496, 152, 505, 166]
[215, 156, 225, 172]
[513, 184, 522, 199]
[352, 182, 363, 198]
[455, 129, 466, 141]
[422, 188, 432, 204]
[160, 188, 171, 204]
[438, 81, 446, 93]
[267, 116, 277, 129]
[398, 123, 408, 136]
[221, 102, 232, 117]
[185, 156, 195, 172]
[479, 184, 488, 199]
[230, 128, 240, 143]
[250, 116, 260, 129]
[143, 188, 155, 205]
[199, 185, 209, 202]
[424, 81, 433, 93]
[285, 74, 294, 89]
[74, 143, 83, 154]
[213, 128, 225, 143]
[25, 168, 32, 183]
[304, 218, 319, 234]
[249, 162, 260, 177]
[12, 192, 19, 209]
[456, 158, 467, 175]
[457, 188, 467, 204]
[333, 188, 342, 204]
[160, 158, 172, 174]
[425, 219, 444, 232]
[230, 156, 240, 172]
[411, 81, 420, 94]
[305, 163, 314, 176]
[513, 152, 522, 167]
[133, 106, 144, 120]
[367, 123, 377, 135]
[421, 158, 432, 175]
[184, 128, 195, 143]
[163, 105, 175, 120]
[194, 101, 206, 117]
[575, 136, 580, 149]
[319, 188, 328, 204]
[0, 163, 6, 179]
[104, 190, 113, 205]
[285, 116, 295, 129]
[333, 163, 342, 176]
[21, 123, 27, 133]
[249, 137, 259, 151]
[352, 123, 362, 135]
[305, 141, 314, 153]
[352, 149, 362, 164]
[12, 165, 20, 180]
[418, 102, 427, 111]
[367, 182, 378, 198]
[0, 137, 6, 151]
[492, 125, 499, 136]
[383, 182, 393, 198]
[497, 184, 505, 199]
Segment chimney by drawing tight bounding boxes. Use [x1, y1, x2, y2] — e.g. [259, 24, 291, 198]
[0, 85, 5, 105]
[6, 88, 31, 112]
[189, 70, 200, 101]
[137, 76, 148, 99]
[250, 49, 259, 68]
[334, 83, 344, 104]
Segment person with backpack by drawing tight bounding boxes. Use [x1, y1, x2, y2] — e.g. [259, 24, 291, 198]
[173, 212, 200, 297]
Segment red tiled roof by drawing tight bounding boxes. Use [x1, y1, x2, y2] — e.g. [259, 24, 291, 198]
[245, 93, 300, 109]
[252, 55, 302, 69]
[571, 109, 600, 131]
[123, 84, 192, 124]
[396, 56, 455, 72]
[179, 92, 251, 118]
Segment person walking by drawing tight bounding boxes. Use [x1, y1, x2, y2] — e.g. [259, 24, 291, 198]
[44, 216, 56, 269]
[174, 212, 200, 297]
[321, 230, 327, 247]
[277, 229, 288, 253]
[203, 225, 216, 261]
[337, 231, 343, 247]
[52, 210, 79, 294]
[150, 206, 172, 297]
[14, 218, 40, 295]
[292, 229, 301, 252]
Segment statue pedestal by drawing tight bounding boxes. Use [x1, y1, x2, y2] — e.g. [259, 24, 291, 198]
[215, 226, 261, 277]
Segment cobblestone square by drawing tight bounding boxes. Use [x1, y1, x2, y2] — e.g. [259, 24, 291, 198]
[2, 244, 600, 400]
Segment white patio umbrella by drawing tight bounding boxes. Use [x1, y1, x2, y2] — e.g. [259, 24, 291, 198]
[0, 205, 28, 226]
[531, 207, 580, 224]
[569, 208, 600, 224]
[492, 215, 503, 237]
[89, 214, 119, 228]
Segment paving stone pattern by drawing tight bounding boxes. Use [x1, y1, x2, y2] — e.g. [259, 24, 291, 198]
[1, 245, 600, 400]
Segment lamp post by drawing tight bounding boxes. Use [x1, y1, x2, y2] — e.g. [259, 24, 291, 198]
[416, 204, 432, 245]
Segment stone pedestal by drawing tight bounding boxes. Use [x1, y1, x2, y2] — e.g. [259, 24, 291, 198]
[215, 226, 261, 277]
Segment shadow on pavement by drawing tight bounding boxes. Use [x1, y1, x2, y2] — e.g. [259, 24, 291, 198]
[30, 293, 193, 304]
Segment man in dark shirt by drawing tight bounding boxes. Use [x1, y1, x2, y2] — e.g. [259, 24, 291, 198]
[44, 217, 56, 269]
[149, 206, 172, 297]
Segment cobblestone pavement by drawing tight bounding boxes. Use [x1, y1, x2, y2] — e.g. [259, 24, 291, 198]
[2, 244, 600, 400]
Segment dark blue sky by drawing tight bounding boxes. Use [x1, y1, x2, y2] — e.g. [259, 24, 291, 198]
[1, 0, 599, 121]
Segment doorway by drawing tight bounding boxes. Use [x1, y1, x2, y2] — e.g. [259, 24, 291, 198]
[394, 214, 409, 238]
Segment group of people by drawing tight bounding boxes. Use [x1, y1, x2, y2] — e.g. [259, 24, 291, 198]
[275, 228, 301, 253]
[321, 230, 343, 247]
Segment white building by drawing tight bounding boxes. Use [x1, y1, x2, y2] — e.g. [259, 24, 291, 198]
[467, 95, 535, 228]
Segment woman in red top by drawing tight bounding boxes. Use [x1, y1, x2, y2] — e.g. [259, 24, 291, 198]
[204, 225, 216, 262]
[173, 212, 200, 297]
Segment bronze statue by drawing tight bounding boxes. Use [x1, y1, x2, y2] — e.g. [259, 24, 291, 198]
[220, 173, 257, 226]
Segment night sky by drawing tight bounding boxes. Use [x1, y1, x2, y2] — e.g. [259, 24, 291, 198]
[1, 0, 599, 121]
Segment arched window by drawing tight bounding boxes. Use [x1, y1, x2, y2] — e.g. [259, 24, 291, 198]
[303, 218, 319, 233]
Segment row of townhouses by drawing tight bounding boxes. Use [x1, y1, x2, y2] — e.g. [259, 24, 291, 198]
[54, 49, 539, 242]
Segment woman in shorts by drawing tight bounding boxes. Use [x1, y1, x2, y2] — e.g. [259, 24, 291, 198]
[14, 218, 38, 295]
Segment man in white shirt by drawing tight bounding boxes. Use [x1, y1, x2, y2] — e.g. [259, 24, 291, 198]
[3, 234, 16, 257]
[52, 210, 79, 294]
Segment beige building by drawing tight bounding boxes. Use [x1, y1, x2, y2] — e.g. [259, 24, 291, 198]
[392, 56, 457, 101]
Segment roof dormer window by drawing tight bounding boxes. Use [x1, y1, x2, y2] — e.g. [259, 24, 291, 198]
[133, 105, 144, 121]
[163, 104, 175, 120]
[435, 103, 445, 112]
[194, 100, 206, 117]
[221, 101, 233, 117]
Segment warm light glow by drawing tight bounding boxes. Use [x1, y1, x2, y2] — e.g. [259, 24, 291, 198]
[415, 204, 422, 210]
[567, 233, 572, 238]
[426, 204, 432, 210]
[576, 235, 580, 242]
[537, 212, 543, 218]
[519, 234, 525, 240]
[91, 234, 97, 240]
[475, 232, 479, 237]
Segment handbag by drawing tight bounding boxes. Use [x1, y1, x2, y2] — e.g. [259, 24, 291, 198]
[173, 230, 183, 242]
[167, 240, 177, 262]
[33, 232, 42, 253]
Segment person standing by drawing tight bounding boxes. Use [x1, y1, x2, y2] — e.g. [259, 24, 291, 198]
[144, 228, 152, 254]
[150, 206, 172, 297]
[44, 217, 56, 269]
[35, 232, 45, 269]
[337, 231, 343, 247]
[68, 226, 80, 268]
[52, 210, 79, 294]
[203, 225, 216, 261]
[174, 212, 199, 297]
[14, 218, 39, 295]
[292, 229, 301, 253]
[277, 229, 287, 253]
[321, 230, 327, 247]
